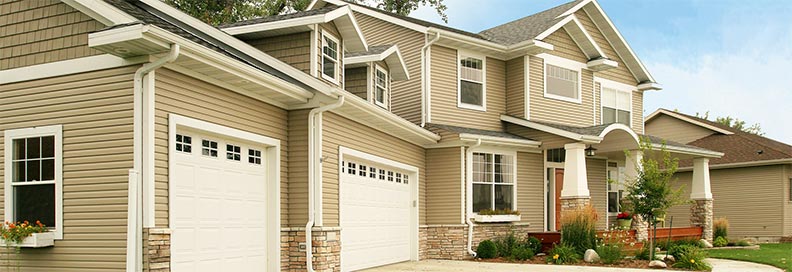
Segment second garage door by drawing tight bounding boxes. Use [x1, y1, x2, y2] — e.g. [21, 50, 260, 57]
[340, 158, 415, 271]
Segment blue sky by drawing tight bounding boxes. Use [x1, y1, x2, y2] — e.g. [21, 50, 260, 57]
[407, 0, 792, 143]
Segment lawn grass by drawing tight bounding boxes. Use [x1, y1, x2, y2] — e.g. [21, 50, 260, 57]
[707, 243, 792, 271]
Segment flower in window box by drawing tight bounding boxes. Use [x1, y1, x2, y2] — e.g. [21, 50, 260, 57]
[0, 221, 49, 245]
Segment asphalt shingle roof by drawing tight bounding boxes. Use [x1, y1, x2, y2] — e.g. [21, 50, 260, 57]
[479, 0, 583, 46]
[426, 123, 534, 141]
[220, 5, 341, 28]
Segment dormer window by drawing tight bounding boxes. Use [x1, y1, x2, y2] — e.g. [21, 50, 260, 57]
[321, 32, 340, 82]
[374, 65, 388, 108]
[458, 52, 486, 111]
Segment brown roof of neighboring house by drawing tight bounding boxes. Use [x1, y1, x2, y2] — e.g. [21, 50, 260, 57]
[656, 109, 792, 167]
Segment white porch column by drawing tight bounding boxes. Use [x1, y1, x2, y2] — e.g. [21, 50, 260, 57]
[561, 143, 590, 199]
[690, 158, 714, 241]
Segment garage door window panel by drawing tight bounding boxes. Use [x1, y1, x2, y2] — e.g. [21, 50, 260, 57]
[202, 139, 218, 157]
[176, 134, 192, 153]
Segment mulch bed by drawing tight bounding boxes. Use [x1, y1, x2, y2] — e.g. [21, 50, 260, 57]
[473, 256, 690, 270]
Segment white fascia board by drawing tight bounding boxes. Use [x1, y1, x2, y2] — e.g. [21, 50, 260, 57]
[138, 0, 337, 98]
[344, 45, 410, 80]
[677, 158, 792, 172]
[62, 0, 137, 26]
[0, 54, 147, 84]
[222, 15, 325, 35]
[333, 6, 368, 52]
[323, 0, 428, 33]
[500, 115, 602, 143]
[637, 82, 662, 91]
[563, 16, 607, 59]
[141, 26, 314, 102]
[558, 0, 594, 18]
[646, 109, 734, 135]
[429, 27, 507, 52]
[458, 133, 542, 149]
[654, 143, 724, 158]
[337, 92, 440, 144]
[535, 15, 575, 41]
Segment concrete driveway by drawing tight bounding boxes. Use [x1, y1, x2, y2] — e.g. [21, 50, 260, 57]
[362, 259, 783, 272]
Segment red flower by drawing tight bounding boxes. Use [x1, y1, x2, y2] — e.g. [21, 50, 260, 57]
[617, 212, 631, 220]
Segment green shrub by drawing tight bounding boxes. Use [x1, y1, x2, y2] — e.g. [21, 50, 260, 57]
[494, 232, 520, 257]
[713, 236, 728, 247]
[671, 246, 711, 271]
[714, 218, 729, 240]
[560, 205, 598, 255]
[546, 243, 580, 264]
[596, 244, 624, 264]
[634, 243, 657, 260]
[511, 247, 535, 261]
[735, 240, 751, 247]
[476, 240, 498, 259]
[526, 236, 543, 254]
[669, 244, 700, 262]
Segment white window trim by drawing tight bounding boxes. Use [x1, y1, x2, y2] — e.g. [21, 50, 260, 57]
[539, 53, 585, 104]
[4, 125, 64, 240]
[469, 147, 518, 213]
[606, 162, 625, 216]
[457, 50, 487, 111]
[596, 77, 635, 127]
[320, 30, 341, 84]
[373, 64, 389, 109]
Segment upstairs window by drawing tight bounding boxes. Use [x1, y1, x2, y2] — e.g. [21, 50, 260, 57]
[458, 52, 486, 110]
[321, 32, 340, 82]
[472, 152, 514, 212]
[545, 64, 580, 102]
[601, 87, 632, 126]
[374, 65, 388, 108]
[5, 125, 63, 239]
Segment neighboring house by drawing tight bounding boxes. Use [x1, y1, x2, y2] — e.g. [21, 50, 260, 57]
[0, 1, 722, 272]
[646, 109, 792, 242]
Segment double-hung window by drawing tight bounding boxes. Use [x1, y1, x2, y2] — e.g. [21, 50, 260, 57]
[606, 163, 624, 214]
[5, 125, 62, 239]
[374, 65, 388, 108]
[545, 64, 580, 102]
[458, 52, 486, 110]
[601, 87, 631, 126]
[321, 32, 340, 82]
[472, 152, 514, 212]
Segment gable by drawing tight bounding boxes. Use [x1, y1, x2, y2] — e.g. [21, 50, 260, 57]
[645, 114, 717, 144]
[0, 0, 105, 70]
[574, 10, 637, 85]
[543, 28, 588, 64]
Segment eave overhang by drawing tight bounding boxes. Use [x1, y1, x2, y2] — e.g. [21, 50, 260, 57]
[344, 45, 410, 80]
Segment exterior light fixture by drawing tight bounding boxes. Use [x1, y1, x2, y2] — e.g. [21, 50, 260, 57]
[585, 145, 597, 156]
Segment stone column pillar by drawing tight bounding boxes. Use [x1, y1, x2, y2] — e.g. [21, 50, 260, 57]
[560, 143, 591, 217]
[690, 158, 714, 242]
[624, 150, 649, 241]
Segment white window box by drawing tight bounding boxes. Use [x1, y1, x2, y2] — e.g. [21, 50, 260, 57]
[0, 232, 55, 248]
[474, 214, 521, 223]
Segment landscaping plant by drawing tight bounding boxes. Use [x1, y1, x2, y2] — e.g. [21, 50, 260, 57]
[525, 236, 543, 254]
[596, 229, 628, 264]
[546, 243, 580, 265]
[735, 239, 751, 247]
[671, 246, 712, 271]
[494, 232, 520, 257]
[634, 243, 657, 261]
[560, 204, 598, 255]
[476, 240, 498, 259]
[510, 247, 534, 261]
[713, 217, 729, 240]
[713, 236, 728, 247]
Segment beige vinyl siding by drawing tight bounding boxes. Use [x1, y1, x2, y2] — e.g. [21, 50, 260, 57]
[247, 32, 311, 74]
[0, 66, 137, 271]
[317, 22, 344, 86]
[785, 165, 792, 236]
[426, 126, 460, 144]
[576, 10, 638, 86]
[425, 147, 462, 225]
[0, 0, 104, 70]
[322, 112, 427, 226]
[645, 115, 717, 144]
[666, 166, 787, 238]
[587, 158, 608, 230]
[505, 57, 526, 118]
[516, 151, 545, 231]
[429, 45, 505, 131]
[355, 13, 424, 124]
[344, 66, 369, 100]
[528, 55, 595, 127]
[632, 91, 643, 133]
[543, 28, 587, 63]
[287, 110, 309, 225]
[505, 123, 571, 149]
[153, 69, 290, 227]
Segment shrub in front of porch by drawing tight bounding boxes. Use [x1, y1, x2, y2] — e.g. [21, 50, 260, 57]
[560, 205, 598, 255]
[713, 217, 729, 241]
[546, 243, 580, 264]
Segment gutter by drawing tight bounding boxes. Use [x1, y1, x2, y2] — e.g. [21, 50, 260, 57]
[676, 158, 792, 172]
[127, 44, 180, 272]
[420, 32, 440, 127]
[465, 138, 482, 257]
[306, 95, 346, 272]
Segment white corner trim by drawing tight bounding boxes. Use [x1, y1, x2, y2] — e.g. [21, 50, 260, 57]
[524, 55, 531, 119]
[0, 54, 147, 84]
[62, 0, 136, 26]
[167, 114, 281, 271]
[4, 125, 64, 240]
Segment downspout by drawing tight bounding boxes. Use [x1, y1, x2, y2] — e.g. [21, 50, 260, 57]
[465, 138, 482, 257]
[306, 95, 345, 272]
[420, 32, 440, 127]
[127, 44, 180, 272]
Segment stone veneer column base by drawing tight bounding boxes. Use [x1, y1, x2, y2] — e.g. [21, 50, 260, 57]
[560, 197, 591, 214]
[281, 227, 341, 272]
[419, 223, 534, 260]
[631, 216, 650, 242]
[691, 199, 714, 242]
[144, 228, 172, 272]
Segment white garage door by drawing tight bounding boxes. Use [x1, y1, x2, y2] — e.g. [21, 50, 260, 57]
[340, 158, 414, 271]
[170, 129, 269, 271]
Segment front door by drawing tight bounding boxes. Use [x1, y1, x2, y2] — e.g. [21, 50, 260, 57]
[554, 169, 564, 230]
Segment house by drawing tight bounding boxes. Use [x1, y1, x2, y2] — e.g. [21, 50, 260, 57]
[0, 0, 722, 271]
[646, 109, 792, 242]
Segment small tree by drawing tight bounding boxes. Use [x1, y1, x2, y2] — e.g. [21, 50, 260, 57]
[622, 137, 687, 259]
